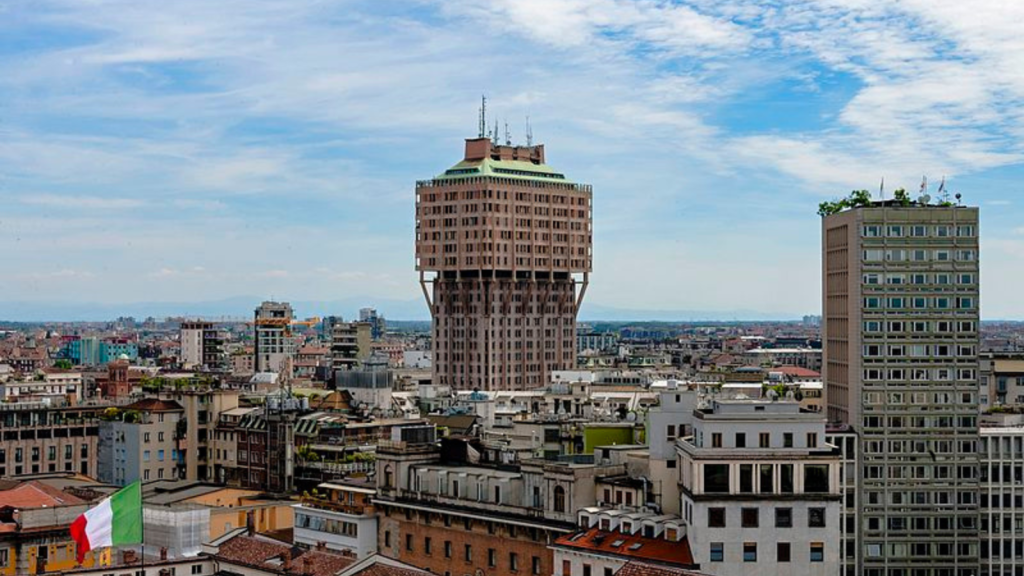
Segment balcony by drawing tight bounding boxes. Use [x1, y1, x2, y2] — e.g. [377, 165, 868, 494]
[298, 497, 373, 517]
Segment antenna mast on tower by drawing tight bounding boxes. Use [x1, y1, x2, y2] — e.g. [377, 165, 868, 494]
[478, 95, 487, 138]
[526, 116, 533, 147]
[504, 120, 511, 146]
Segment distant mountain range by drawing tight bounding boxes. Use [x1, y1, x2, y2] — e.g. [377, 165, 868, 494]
[0, 296, 804, 323]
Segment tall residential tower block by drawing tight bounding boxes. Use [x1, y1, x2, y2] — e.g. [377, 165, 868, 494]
[416, 137, 592, 390]
[823, 201, 980, 576]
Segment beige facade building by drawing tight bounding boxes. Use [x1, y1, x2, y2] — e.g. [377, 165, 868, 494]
[0, 401, 99, 478]
[156, 388, 241, 482]
[331, 322, 373, 371]
[415, 136, 592, 390]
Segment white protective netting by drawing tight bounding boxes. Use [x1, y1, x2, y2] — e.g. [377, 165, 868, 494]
[143, 505, 210, 558]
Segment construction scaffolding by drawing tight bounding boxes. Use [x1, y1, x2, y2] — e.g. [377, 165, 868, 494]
[143, 505, 209, 558]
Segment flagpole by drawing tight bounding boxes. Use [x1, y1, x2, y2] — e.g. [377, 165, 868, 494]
[140, 490, 146, 576]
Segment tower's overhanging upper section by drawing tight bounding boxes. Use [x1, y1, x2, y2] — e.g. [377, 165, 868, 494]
[415, 137, 593, 275]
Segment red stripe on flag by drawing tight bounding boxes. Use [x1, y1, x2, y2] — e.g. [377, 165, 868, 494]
[70, 513, 90, 563]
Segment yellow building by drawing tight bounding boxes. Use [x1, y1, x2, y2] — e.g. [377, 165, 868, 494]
[144, 482, 294, 541]
[0, 482, 103, 575]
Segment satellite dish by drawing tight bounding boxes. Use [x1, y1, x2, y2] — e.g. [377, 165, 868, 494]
[626, 412, 637, 422]
[920, 194, 931, 204]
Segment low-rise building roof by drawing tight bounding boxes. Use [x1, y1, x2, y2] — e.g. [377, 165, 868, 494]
[553, 527, 696, 568]
[336, 554, 432, 576]
[214, 533, 355, 576]
[0, 481, 87, 508]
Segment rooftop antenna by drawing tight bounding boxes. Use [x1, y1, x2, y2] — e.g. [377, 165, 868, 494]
[493, 119, 499, 146]
[879, 177, 885, 200]
[504, 120, 511, 146]
[478, 95, 487, 138]
[526, 116, 533, 147]
[937, 175, 949, 203]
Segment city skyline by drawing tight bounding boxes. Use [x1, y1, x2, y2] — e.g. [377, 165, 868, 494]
[3, 1, 1024, 319]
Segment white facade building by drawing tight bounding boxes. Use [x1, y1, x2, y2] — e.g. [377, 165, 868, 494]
[678, 398, 841, 576]
[646, 383, 698, 516]
[293, 482, 378, 559]
[980, 423, 1024, 576]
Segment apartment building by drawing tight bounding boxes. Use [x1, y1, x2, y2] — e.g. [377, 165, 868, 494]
[0, 370, 83, 404]
[415, 135, 593, 391]
[155, 388, 240, 482]
[823, 201, 980, 576]
[645, 383, 698, 516]
[359, 308, 387, 341]
[179, 320, 227, 371]
[331, 321, 373, 372]
[678, 398, 841, 576]
[0, 401, 99, 478]
[97, 398, 182, 485]
[253, 301, 294, 373]
[214, 394, 299, 495]
[374, 426, 622, 576]
[294, 479, 378, 558]
[980, 352, 1024, 410]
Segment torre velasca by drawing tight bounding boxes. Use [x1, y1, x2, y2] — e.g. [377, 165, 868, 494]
[415, 134, 593, 391]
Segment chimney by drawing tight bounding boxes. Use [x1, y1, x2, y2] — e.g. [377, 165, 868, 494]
[302, 556, 314, 575]
[315, 541, 326, 551]
[279, 551, 291, 571]
[246, 510, 256, 535]
[160, 547, 168, 561]
[122, 549, 138, 564]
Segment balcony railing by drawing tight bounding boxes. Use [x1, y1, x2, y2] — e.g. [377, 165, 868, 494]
[299, 497, 373, 516]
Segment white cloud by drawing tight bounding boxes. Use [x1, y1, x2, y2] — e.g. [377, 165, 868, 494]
[20, 194, 145, 209]
[259, 270, 290, 279]
[3, 0, 1024, 315]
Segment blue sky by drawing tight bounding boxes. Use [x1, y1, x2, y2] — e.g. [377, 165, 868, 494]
[2, 0, 1024, 318]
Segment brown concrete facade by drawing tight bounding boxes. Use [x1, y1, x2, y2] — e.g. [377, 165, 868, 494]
[415, 138, 593, 391]
[377, 504, 554, 576]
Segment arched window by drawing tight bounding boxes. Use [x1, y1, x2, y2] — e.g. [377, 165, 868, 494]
[554, 485, 566, 513]
[384, 465, 394, 489]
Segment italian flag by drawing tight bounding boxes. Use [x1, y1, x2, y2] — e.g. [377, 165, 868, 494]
[70, 480, 143, 563]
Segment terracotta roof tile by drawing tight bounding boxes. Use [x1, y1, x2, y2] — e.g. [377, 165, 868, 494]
[774, 365, 821, 378]
[356, 564, 431, 576]
[0, 481, 86, 509]
[215, 534, 355, 576]
[553, 528, 696, 568]
[336, 555, 432, 576]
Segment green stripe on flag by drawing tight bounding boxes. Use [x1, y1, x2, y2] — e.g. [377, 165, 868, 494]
[110, 480, 143, 545]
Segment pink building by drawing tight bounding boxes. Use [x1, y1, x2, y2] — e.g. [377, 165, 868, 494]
[415, 136, 592, 391]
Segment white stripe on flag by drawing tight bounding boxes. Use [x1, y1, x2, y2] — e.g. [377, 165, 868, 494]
[84, 497, 114, 549]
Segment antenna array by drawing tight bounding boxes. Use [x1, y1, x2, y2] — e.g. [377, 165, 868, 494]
[478, 95, 487, 138]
